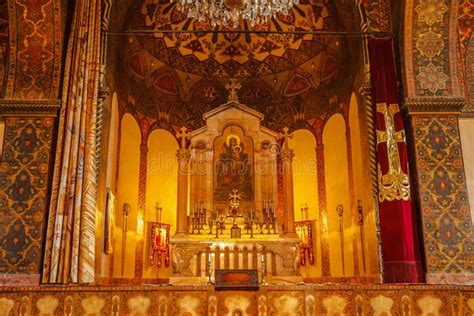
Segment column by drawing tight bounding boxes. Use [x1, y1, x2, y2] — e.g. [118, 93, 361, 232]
[281, 149, 297, 237]
[176, 148, 191, 236]
[408, 112, 474, 284]
[345, 123, 360, 276]
[134, 142, 148, 278]
[315, 142, 331, 277]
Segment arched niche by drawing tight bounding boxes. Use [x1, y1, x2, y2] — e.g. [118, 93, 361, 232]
[348, 92, 378, 276]
[113, 113, 141, 278]
[97, 92, 121, 277]
[143, 128, 178, 278]
[289, 128, 321, 277]
[323, 113, 353, 277]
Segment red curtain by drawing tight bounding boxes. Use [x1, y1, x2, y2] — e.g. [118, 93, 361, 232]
[368, 38, 424, 283]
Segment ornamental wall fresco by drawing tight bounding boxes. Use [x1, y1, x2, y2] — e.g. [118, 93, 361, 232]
[112, 0, 362, 132]
[0, 117, 54, 278]
[410, 115, 474, 284]
[404, 0, 464, 98]
[4, 0, 62, 100]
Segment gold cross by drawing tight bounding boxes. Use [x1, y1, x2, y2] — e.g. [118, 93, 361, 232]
[279, 127, 293, 151]
[229, 189, 241, 208]
[376, 103, 410, 202]
[225, 79, 241, 102]
[176, 126, 191, 149]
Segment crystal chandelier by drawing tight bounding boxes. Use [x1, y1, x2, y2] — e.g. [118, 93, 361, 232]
[175, 0, 299, 28]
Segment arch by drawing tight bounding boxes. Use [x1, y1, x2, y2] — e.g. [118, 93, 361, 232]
[143, 128, 179, 278]
[348, 92, 379, 275]
[323, 113, 353, 277]
[114, 113, 141, 278]
[290, 128, 320, 277]
[290, 129, 318, 222]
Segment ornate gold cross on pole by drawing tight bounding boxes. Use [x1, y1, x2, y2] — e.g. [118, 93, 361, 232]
[176, 126, 191, 149]
[376, 103, 410, 202]
[279, 126, 293, 151]
[225, 79, 241, 102]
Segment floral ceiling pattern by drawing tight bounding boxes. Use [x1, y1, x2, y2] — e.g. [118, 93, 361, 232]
[113, 0, 360, 131]
[134, 0, 340, 78]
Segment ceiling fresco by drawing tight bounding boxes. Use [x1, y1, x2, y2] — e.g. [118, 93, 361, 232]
[112, 0, 362, 131]
[133, 0, 340, 78]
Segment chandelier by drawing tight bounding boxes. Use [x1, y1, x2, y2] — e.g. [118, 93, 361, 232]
[175, 0, 299, 28]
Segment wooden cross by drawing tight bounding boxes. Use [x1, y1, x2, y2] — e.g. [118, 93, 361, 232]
[279, 126, 293, 151]
[225, 79, 241, 102]
[176, 126, 191, 149]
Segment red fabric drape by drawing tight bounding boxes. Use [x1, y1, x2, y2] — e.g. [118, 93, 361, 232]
[369, 38, 424, 283]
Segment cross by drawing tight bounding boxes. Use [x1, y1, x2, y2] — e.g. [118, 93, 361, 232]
[279, 127, 293, 151]
[176, 126, 191, 149]
[229, 189, 241, 209]
[225, 79, 241, 102]
[376, 103, 410, 201]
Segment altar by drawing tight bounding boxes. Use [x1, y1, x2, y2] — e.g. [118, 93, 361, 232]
[170, 92, 303, 284]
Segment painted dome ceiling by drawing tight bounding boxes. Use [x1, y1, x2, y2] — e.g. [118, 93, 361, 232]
[129, 0, 341, 79]
[112, 0, 362, 130]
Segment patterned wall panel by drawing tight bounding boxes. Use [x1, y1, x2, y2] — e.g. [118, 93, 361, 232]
[458, 0, 474, 113]
[4, 0, 62, 99]
[404, 0, 464, 98]
[410, 114, 474, 284]
[0, 285, 473, 315]
[0, 117, 54, 277]
[0, 0, 8, 96]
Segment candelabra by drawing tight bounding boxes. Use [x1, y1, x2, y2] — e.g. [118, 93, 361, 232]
[191, 202, 207, 235]
[262, 199, 278, 235]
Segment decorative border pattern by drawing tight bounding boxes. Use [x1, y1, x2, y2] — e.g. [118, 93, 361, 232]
[0, 99, 61, 116]
[5, 0, 62, 99]
[0, 117, 54, 275]
[404, 0, 464, 98]
[410, 114, 474, 280]
[0, 285, 473, 314]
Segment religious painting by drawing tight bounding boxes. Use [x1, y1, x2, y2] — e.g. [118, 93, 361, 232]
[214, 125, 254, 209]
[150, 222, 171, 268]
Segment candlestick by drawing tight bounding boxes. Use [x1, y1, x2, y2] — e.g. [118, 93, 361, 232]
[336, 204, 345, 276]
[207, 253, 213, 285]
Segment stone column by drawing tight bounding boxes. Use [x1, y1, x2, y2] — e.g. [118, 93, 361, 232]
[134, 142, 148, 278]
[281, 149, 297, 237]
[176, 148, 191, 236]
[315, 142, 331, 277]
